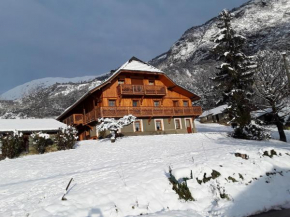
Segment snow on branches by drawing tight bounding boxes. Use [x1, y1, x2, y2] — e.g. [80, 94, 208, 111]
[212, 9, 264, 140]
[97, 115, 136, 142]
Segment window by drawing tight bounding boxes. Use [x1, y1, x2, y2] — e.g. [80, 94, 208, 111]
[154, 101, 160, 107]
[134, 121, 141, 132]
[133, 120, 143, 132]
[149, 80, 155, 85]
[183, 101, 189, 107]
[132, 100, 139, 107]
[108, 100, 116, 107]
[118, 78, 125, 84]
[175, 119, 181, 129]
[155, 120, 163, 131]
[173, 100, 179, 107]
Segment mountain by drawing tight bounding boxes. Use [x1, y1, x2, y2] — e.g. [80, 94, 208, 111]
[0, 73, 111, 119]
[150, 0, 290, 108]
[0, 76, 97, 100]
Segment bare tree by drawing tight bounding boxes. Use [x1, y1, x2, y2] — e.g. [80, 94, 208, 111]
[254, 50, 290, 142]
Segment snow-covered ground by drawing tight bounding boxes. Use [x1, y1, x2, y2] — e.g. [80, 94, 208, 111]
[0, 122, 290, 217]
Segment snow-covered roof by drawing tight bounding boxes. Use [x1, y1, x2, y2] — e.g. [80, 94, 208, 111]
[200, 104, 227, 118]
[0, 119, 67, 133]
[121, 59, 163, 73]
[251, 107, 290, 121]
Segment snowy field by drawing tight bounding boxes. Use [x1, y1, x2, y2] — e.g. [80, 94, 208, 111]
[0, 122, 290, 217]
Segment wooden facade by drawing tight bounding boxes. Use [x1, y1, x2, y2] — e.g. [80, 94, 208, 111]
[57, 57, 202, 140]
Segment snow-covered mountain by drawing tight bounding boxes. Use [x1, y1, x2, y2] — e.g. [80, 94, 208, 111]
[0, 76, 97, 100]
[0, 73, 111, 119]
[150, 0, 290, 106]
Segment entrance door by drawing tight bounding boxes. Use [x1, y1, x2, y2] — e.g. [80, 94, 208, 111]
[185, 119, 192, 133]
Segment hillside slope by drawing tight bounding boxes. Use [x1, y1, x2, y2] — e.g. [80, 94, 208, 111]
[0, 73, 112, 118]
[0, 76, 97, 101]
[150, 0, 290, 104]
[0, 124, 290, 217]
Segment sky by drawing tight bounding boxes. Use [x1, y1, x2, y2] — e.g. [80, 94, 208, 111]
[0, 0, 249, 94]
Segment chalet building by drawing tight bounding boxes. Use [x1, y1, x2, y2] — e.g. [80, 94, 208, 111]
[57, 57, 202, 140]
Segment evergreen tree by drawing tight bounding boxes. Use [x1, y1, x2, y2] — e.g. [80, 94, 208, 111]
[212, 10, 258, 139]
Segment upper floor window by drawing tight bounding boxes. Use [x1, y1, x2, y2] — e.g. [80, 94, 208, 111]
[118, 78, 125, 84]
[173, 100, 179, 107]
[183, 100, 189, 107]
[154, 101, 160, 107]
[108, 100, 116, 107]
[132, 100, 139, 107]
[148, 80, 155, 85]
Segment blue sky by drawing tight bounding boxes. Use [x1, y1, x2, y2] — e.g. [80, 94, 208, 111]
[0, 0, 249, 94]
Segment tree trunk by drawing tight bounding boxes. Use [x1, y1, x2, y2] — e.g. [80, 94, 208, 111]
[275, 116, 287, 142]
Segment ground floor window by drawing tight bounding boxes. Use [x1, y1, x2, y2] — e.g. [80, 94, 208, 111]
[133, 120, 143, 132]
[174, 118, 182, 129]
[155, 119, 163, 131]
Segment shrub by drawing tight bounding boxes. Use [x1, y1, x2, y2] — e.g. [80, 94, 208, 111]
[232, 123, 271, 141]
[168, 167, 195, 201]
[55, 126, 78, 150]
[0, 131, 25, 159]
[196, 170, 221, 184]
[31, 132, 53, 154]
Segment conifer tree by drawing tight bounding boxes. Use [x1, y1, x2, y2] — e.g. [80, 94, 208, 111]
[213, 10, 258, 139]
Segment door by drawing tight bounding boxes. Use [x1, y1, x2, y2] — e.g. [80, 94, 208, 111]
[131, 78, 143, 85]
[186, 119, 192, 133]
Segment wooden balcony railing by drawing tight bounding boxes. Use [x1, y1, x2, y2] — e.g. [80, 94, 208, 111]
[63, 114, 84, 126]
[117, 84, 166, 96]
[64, 106, 202, 125]
[101, 106, 202, 118]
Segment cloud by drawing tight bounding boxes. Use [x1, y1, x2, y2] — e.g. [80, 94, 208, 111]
[0, 0, 249, 94]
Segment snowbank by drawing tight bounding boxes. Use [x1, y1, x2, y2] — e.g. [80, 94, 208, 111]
[0, 125, 290, 216]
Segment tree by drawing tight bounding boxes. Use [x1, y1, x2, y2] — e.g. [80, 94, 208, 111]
[192, 65, 223, 110]
[212, 9, 258, 139]
[254, 50, 290, 142]
[97, 115, 136, 143]
[55, 126, 78, 150]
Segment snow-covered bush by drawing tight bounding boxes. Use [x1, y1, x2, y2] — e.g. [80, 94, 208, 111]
[168, 167, 195, 201]
[31, 132, 53, 154]
[232, 123, 271, 141]
[0, 131, 24, 159]
[97, 115, 136, 142]
[55, 126, 78, 150]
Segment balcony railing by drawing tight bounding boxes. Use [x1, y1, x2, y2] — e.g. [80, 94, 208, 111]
[63, 114, 83, 126]
[64, 106, 202, 125]
[117, 84, 166, 96]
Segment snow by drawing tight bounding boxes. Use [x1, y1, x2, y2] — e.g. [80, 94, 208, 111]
[1, 122, 290, 216]
[0, 76, 97, 100]
[122, 59, 163, 73]
[200, 104, 228, 118]
[0, 119, 67, 132]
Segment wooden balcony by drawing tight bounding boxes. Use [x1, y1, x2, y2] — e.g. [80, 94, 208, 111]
[117, 84, 166, 96]
[79, 106, 202, 124]
[64, 106, 202, 125]
[63, 114, 84, 126]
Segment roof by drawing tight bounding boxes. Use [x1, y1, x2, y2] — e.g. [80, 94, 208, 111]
[200, 105, 228, 118]
[0, 119, 67, 133]
[57, 56, 200, 120]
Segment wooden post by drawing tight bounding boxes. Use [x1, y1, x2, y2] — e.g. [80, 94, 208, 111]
[282, 52, 290, 86]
